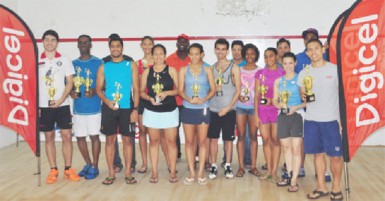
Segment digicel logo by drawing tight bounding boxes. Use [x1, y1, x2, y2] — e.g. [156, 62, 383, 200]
[2, 27, 29, 126]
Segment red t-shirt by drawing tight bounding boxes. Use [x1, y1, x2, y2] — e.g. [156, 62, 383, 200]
[166, 51, 190, 105]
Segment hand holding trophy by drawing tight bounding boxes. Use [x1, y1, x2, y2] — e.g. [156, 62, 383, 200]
[303, 65, 315, 102]
[258, 74, 268, 105]
[152, 73, 163, 104]
[279, 80, 290, 114]
[73, 67, 84, 98]
[112, 82, 122, 109]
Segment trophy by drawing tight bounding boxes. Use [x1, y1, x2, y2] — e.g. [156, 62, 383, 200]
[242, 88, 250, 101]
[73, 67, 84, 98]
[279, 80, 290, 114]
[303, 65, 315, 102]
[84, 68, 93, 94]
[112, 82, 122, 109]
[258, 74, 268, 105]
[152, 73, 163, 104]
[215, 67, 224, 96]
[192, 83, 200, 98]
[46, 76, 55, 106]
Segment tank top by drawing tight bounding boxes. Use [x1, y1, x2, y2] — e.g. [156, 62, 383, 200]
[183, 65, 210, 109]
[104, 60, 132, 109]
[210, 61, 236, 112]
[255, 67, 285, 109]
[145, 66, 177, 112]
[237, 67, 258, 109]
[278, 74, 302, 108]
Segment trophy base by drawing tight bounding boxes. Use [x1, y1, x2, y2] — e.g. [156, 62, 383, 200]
[155, 97, 162, 104]
[192, 96, 199, 99]
[280, 108, 290, 114]
[113, 102, 119, 109]
[306, 94, 315, 102]
[216, 91, 223, 97]
[260, 98, 267, 105]
[48, 100, 54, 106]
[244, 96, 250, 101]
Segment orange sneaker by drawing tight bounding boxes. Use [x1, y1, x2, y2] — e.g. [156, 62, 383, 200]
[64, 168, 80, 181]
[46, 169, 59, 184]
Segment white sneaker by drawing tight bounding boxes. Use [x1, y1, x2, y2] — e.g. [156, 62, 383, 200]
[208, 166, 217, 180]
[224, 165, 234, 179]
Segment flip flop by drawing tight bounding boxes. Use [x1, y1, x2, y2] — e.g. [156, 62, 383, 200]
[169, 176, 178, 183]
[125, 176, 137, 184]
[307, 190, 329, 199]
[198, 177, 208, 185]
[183, 177, 195, 186]
[102, 177, 116, 185]
[248, 168, 261, 177]
[330, 191, 343, 201]
[236, 169, 245, 177]
[149, 176, 158, 183]
[288, 184, 299, 192]
[137, 167, 147, 174]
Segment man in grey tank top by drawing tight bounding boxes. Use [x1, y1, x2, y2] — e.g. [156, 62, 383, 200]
[207, 38, 241, 180]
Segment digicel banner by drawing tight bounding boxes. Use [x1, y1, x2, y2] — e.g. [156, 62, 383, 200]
[335, 0, 385, 161]
[0, 5, 39, 156]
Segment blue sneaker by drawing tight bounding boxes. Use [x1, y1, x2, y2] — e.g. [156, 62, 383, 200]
[298, 167, 305, 177]
[78, 164, 91, 177]
[85, 166, 99, 180]
[281, 171, 289, 179]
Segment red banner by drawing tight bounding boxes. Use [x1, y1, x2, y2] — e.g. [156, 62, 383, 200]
[334, 0, 385, 161]
[0, 5, 39, 156]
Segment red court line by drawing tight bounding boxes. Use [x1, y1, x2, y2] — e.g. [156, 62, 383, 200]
[35, 35, 328, 43]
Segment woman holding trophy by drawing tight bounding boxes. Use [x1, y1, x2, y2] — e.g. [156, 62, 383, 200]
[254, 48, 285, 181]
[178, 43, 215, 185]
[272, 52, 305, 192]
[140, 44, 179, 183]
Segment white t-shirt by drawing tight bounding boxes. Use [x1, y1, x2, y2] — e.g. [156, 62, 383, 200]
[38, 52, 75, 108]
[298, 62, 339, 122]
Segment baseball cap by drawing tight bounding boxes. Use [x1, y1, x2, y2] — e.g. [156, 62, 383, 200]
[302, 28, 319, 39]
[177, 34, 189, 40]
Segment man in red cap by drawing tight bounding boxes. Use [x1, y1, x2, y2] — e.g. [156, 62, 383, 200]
[166, 34, 191, 160]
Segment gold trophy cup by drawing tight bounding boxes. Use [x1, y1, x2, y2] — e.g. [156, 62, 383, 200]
[73, 67, 84, 98]
[242, 88, 250, 101]
[152, 74, 164, 104]
[112, 82, 122, 109]
[84, 68, 93, 94]
[47, 77, 56, 106]
[279, 80, 290, 114]
[192, 83, 200, 98]
[215, 68, 224, 96]
[303, 65, 315, 102]
[258, 74, 268, 105]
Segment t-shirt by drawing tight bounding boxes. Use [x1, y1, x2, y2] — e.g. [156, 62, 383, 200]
[72, 56, 102, 115]
[38, 52, 75, 108]
[166, 51, 190, 106]
[255, 67, 285, 109]
[298, 62, 339, 121]
[210, 61, 236, 112]
[237, 67, 258, 109]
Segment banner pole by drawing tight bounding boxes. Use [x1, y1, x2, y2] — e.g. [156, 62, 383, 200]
[344, 162, 351, 201]
[16, 133, 19, 147]
[34, 156, 41, 187]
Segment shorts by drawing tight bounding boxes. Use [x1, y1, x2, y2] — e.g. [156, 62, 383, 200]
[40, 105, 72, 131]
[100, 104, 135, 137]
[181, 107, 210, 124]
[73, 113, 101, 137]
[304, 120, 343, 157]
[208, 110, 236, 141]
[143, 108, 179, 129]
[236, 107, 255, 115]
[258, 106, 278, 124]
[277, 112, 303, 139]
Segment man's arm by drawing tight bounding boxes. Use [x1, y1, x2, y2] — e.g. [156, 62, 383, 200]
[130, 62, 139, 122]
[95, 64, 115, 110]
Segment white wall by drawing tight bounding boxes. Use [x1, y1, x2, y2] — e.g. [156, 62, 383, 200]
[1, 0, 384, 148]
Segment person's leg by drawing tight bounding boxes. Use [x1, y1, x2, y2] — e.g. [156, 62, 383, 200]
[260, 123, 272, 176]
[330, 156, 343, 193]
[160, 131, 171, 169]
[314, 153, 328, 192]
[77, 137, 92, 165]
[248, 113, 258, 171]
[122, 135, 134, 177]
[138, 114, 148, 172]
[271, 123, 280, 178]
[164, 127, 178, 178]
[148, 128, 161, 180]
[130, 136, 136, 171]
[89, 135, 101, 167]
[113, 140, 122, 171]
[45, 131, 57, 168]
[176, 105, 183, 159]
[236, 113, 247, 172]
[106, 134, 117, 178]
[197, 123, 209, 179]
[60, 129, 73, 167]
[244, 124, 251, 167]
[291, 137, 303, 186]
[183, 123, 196, 179]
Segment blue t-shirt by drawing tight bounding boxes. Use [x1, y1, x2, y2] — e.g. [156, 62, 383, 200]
[72, 56, 102, 115]
[183, 65, 210, 109]
[295, 50, 327, 74]
[278, 74, 302, 108]
[104, 60, 133, 109]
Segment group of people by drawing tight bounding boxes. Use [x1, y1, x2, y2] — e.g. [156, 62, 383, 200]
[38, 28, 344, 201]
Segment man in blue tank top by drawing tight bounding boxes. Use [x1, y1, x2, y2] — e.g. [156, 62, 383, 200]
[96, 34, 139, 185]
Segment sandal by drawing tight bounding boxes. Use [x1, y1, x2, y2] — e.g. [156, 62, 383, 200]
[258, 174, 272, 180]
[169, 176, 178, 183]
[198, 177, 208, 186]
[277, 178, 290, 187]
[149, 176, 158, 183]
[183, 177, 195, 186]
[307, 190, 329, 199]
[125, 176, 137, 184]
[288, 184, 299, 192]
[236, 169, 245, 177]
[248, 168, 261, 177]
[102, 177, 116, 185]
[138, 167, 147, 174]
[330, 191, 343, 201]
[113, 164, 122, 173]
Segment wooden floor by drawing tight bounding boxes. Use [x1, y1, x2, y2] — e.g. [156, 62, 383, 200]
[0, 142, 384, 201]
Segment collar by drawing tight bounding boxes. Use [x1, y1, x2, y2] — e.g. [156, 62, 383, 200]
[40, 51, 61, 59]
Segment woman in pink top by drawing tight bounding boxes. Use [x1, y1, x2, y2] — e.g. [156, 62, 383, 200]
[254, 48, 285, 180]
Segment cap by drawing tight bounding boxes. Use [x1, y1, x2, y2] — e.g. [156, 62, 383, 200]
[302, 28, 319, 39]
[177, 34, 189, 41]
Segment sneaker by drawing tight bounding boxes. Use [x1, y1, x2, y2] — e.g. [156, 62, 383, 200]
[208, 166, 218, 180]
[78, 164, 91, 177]
[282, 171, 289, 179]
[298, 167, 305, 177]
[85, 167, 99, 180]
[46, 169, 59, 184]
[325, 172, 332, 182]
[261, 163, 267, 170]
[224, 166, 234, 179]
[64, 168, 80, 181]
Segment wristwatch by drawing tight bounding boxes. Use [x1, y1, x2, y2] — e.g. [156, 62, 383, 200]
[133, 106, 139, 111]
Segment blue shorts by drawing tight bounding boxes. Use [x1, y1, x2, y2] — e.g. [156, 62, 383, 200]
[181, 107, 210, 124]
[304, 120, 343, 157]
[236, 107, 255, 115]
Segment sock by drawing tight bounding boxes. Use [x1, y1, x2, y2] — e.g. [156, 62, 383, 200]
[225, 163, 231, 168]
[65, 166, 71, 171]
[211, 163, 217, 168]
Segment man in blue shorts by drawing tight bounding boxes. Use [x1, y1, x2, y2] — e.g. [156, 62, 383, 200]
[298, 39, 343, 201]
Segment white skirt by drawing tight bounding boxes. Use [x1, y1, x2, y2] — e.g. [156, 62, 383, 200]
[143, 108, 179, 129]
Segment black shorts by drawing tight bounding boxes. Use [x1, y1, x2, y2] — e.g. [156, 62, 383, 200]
[39, 105, 72, 131]
[277, 112, 303, 139]
[100, 104, 135, 137]
[181, 107, 210, 124]
[208, 110, 236, 141]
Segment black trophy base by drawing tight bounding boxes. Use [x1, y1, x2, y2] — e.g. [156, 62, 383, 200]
[74, 92, 81, 98]
[244, 96, 250, 101]
[48, 100, 54, 106]
[260, 98, 267, 105]
[192, 96, 199, 99]
[306, 94, 315, 102]
[280, 108, 290, 115]
[216, 91, 223, 97]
